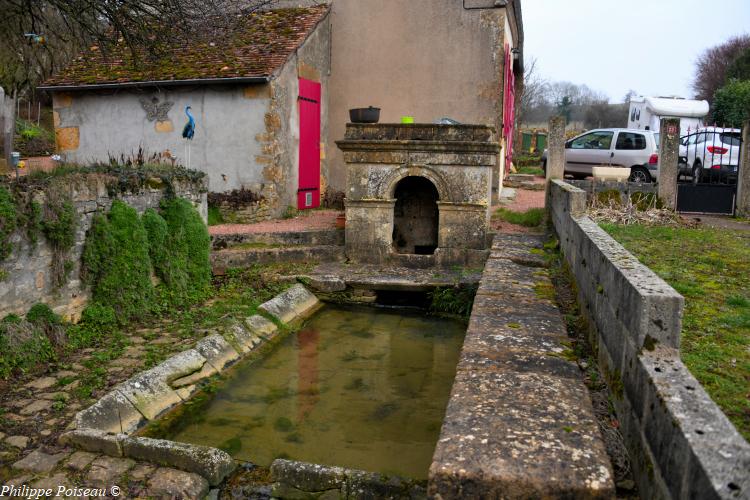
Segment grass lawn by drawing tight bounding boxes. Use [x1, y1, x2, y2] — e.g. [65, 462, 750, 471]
[600, 223, 750, 440]
[493, 207, 546, 227]
[517, 166, 544, 176]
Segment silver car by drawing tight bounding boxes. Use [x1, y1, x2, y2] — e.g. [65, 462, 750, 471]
[543, 128, 660, 182]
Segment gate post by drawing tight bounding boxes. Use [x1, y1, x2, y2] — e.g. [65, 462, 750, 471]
[657, 118, 680, 210]
[546, 116, 565, 181]
[736, 121, 750, 218]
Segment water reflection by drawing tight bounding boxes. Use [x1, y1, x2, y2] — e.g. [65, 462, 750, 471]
[167, 305, 466, 479]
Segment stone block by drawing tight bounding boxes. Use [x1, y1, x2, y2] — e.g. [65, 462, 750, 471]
[86, 455, 135, 488]
[258, 284, 320, 325]
[147, 467, 209, 499]
[194, 334, 240, 371]
[123, 436, 235, 486]
[271, 459, 347, 492]
[74, 390, 145, 434]
[429, 370, 614, 499]
[117, 349, 206, 420]
[13, 449, 69, 473]
[224, 321, 262, 354]
[59, 429, 126, 457]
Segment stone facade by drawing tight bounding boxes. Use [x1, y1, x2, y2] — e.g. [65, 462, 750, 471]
[336, 123, 497, 267]
[0, 174, 207, 322]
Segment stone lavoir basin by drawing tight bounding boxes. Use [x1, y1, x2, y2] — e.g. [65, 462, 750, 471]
[145, 304, 466, 480]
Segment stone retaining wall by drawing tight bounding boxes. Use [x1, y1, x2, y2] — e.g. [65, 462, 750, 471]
[60, 284, 322, 487]
[0, 174, 207, 321]
[548, 179, 750, 499]
[428, 233, 615, 498]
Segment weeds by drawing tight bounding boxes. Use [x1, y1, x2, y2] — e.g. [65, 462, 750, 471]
[493, 207, 546, 227]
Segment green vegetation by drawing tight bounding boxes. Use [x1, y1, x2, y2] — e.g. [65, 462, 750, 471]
[26, 303, 59, 325]
[712, 79, 750, 127]
[83, 200, 154, 323]
[601, 223, 750, 440]
[207, 206, 224, 226]
[493, 207, 546, 227]
[0, 186, 18, 261]
[0, 313, 56, 378]
[517, 166, 545, 176]
[429, 285, 477, 318]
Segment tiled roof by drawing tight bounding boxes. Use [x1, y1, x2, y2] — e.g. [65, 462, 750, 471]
[42, 6, 329, 88]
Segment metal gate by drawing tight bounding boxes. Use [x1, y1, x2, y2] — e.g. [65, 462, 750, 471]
[676, 124, 743, 214]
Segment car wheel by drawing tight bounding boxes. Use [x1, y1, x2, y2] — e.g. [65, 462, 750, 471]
[629, 167, 651, 183]
[692, 161, 702, 184]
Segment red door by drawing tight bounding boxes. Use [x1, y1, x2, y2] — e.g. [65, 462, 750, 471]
[297, 78, 321, 210]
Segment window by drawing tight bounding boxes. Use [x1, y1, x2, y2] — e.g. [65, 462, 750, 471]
[687, 134, 698, 145]
[720, 133, 741, 147]
[570, 131, 614, 150]
[616, 132, 647, 150]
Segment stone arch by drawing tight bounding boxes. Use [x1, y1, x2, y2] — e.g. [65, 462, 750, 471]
[392, 176, 440, 255]
[379, 164, 451, 202]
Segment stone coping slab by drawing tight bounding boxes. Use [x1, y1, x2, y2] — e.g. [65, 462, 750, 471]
[67, 285, 320, 487]
[548, 179, 750, 498]
[270, 459, 426, 499]
[428, 233, 615, 499]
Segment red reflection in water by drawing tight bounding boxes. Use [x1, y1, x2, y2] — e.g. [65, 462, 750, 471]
[297, 327, 320, 422]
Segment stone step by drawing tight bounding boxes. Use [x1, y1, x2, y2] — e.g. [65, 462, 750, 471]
[429, 233, 615, 499]
[211, 229, 344, 250]
[211, 245, 345, 271]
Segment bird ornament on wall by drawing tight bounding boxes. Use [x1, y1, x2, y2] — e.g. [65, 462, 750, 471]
[182, 105, 196, 168]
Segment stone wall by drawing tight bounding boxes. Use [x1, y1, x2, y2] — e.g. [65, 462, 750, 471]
[0, 174, 207, 322]
[548, 179, 750, 499]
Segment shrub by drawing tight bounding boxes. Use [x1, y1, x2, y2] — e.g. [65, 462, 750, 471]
[0, 316, 56, 379]
[712, 79, 750, 127]
[0, 186, 18, 260]
[82, 200, 154, 323]
[26, 303, 59, 325]
[156, 198, 211, 305]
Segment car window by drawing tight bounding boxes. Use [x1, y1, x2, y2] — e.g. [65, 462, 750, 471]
[615, 132, 646, 150]
[695, 133, 706, 144]
[720, 133, 741, 146]
[687, 134, 697, 145]
[570, 131, 614, 150]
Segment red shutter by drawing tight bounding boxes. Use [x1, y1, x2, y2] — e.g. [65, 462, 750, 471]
[297, 78, 321, 210]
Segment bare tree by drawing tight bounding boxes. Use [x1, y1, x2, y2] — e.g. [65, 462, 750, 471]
[516, 57, 547, 129]
[692, 34, 750, 103]
[0, 0, 278, 163]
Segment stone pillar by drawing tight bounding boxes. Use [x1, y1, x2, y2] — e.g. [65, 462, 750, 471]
[344, 199, 395, 264]
[657, 118, 680, 210]
[546, 116, 565, 181]
[736, 121, 750, 218]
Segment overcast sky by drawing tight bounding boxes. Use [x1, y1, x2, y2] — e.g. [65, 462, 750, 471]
[522, 0, 750, 103]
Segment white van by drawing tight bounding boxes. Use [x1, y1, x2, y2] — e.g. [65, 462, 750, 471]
[628, 96, 708, 136]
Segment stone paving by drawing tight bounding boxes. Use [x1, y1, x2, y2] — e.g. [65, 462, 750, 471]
[0, 325, 219, 498]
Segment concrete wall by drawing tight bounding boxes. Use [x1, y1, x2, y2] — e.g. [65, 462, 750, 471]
[52, 10, 331, 216]
[548, 179, 750, 499]
[277, 0, 518, 197]
[54, 87, 269, 194]
[0, 175, 207, 322]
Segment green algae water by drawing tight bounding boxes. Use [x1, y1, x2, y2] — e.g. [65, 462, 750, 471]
[166, 305, 465, 479]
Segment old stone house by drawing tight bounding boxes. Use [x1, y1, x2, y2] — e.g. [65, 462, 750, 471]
[42, 0, 523, 214]
[41, 6, 332, 217]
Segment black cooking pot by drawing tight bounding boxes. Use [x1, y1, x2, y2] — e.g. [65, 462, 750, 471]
[349, 107, 381, 123]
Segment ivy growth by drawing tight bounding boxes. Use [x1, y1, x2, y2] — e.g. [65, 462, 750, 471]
[42, 195, 77, 287]
[0, 186, 18, 261]
[82, 200, 154, 324]
[148, 198, 211, 305]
